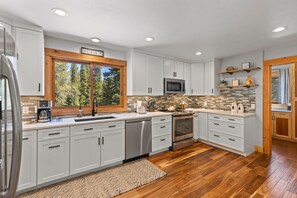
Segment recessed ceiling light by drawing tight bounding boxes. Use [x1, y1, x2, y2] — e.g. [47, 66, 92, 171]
[52, 8, 68, 16]
[272, 26, 287, 33]
[91, 38, 101, 43]
[0, 23, 3, 27]
[145, 37, 154, 42]
[195, 52, 202, 55]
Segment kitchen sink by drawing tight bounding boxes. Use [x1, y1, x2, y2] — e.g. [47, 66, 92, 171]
[74, 116, 116, 122]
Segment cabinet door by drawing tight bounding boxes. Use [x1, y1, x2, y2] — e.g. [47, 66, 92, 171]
[191, 63, 204, 95]
[193, 114, 199, 139]
[70, 133, 101, 175]
[183, 63, 191, 95]
[132, 53, 149, 95]
[18, 131, 37, 191]
[174, 61, 184, 79]
[198, 113, 208, 140]
[149, 56, 164, 95]
[204, 61, 215, 95]
[164, 59, 175, 78]
[101, 130, 125, 167]
[0, 20, 12, 35]
[273, 112, 291, 138]
[15, 27, 44, 96]
[38, 138, 69, 184]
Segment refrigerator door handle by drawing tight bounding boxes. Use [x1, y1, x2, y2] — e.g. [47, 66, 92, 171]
[0, 54, 22, 198]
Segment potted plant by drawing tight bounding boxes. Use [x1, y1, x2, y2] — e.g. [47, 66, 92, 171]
[219, 79, 228, 86]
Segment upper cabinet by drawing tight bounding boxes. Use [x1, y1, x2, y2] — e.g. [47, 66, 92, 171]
[191, 63, 204, 95]
[127, 51, 164, 96]
[164, 59, 184, 79]
[14, 27, 44, 96]
[183, 63, 191, 95]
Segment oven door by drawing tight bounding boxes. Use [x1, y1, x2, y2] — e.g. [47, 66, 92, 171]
[173, 116, 194, 142]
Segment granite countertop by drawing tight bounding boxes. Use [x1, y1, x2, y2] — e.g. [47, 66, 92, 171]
[185, 108, 256, 117]
[23, 112, 172, 131]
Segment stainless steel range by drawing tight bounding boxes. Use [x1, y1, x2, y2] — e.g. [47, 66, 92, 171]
[172, 111, 194, 150]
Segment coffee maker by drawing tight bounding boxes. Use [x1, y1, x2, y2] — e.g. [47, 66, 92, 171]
[37, 100, 52, 123]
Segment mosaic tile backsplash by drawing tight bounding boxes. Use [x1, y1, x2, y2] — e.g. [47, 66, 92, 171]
[21, 96, 44, 123]
[127, 88, 256, 113]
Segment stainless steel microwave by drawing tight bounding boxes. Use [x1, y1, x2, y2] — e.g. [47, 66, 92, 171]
[164, 78, 185, 94]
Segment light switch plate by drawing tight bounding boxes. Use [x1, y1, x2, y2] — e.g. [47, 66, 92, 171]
[22, 106, 29, 114]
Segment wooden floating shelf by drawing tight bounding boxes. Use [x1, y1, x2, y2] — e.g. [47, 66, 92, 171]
[217, 84, 258, 89]
[218, 67, 261, 75]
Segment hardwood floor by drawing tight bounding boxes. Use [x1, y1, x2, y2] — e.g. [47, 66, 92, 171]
[118, 142, 297, 198]
[272, 138, 297, 161]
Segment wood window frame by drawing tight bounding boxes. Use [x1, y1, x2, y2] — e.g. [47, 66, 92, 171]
[45, 48, 127, 116]
[263, 55, 297, 154]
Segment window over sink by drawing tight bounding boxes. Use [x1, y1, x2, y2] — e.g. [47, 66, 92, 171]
[45, 48, 127, 116]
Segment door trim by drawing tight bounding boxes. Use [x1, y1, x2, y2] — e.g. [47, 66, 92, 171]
[263, 55, 297, 154]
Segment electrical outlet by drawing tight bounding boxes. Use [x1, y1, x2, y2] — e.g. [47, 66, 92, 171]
[22, 107, 29, 114]
[204, 101, 207, 106]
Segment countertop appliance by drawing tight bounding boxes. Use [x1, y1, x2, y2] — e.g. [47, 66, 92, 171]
[125, 118, 152, 161]
[164, 78, 185, 94]
[172, 112, 194, 150]
[37, 100, 52, 123]
[0, 27, 23, 198]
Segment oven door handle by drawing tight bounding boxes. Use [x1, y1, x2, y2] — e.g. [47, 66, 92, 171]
[173, 116, 194, 120]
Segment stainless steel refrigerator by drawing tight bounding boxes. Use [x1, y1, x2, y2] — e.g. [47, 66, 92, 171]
[0, 27, 22, 197]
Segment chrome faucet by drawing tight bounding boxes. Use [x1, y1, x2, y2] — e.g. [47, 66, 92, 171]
[78, 105, 83, 117]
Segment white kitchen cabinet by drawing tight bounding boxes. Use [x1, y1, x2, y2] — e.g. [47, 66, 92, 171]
[18, 130, 37, 191]
[151, 116, 172, 153]
[70, 132, 101, 175]
[101, 129, 125, 166]
[191, 63, 204, 95]
[0, 20, 12, 35]
[38, 137, 69, 184]
[183, 63, 192, 95]
[193, 113, 199, 139]
[14, 27, 44, 96]
[149, 56, 164, 95]
[198, 113, 208, 140]
[164, 59, 184, 79]
[163, 59, 175, 78]
[131, 53, 149, 95]
[204, 61, 215, 95]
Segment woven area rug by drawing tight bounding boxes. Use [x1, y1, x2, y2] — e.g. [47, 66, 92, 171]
[18, 159, 166, 198]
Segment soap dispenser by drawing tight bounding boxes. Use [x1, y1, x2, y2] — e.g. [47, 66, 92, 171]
[231, 102, 238, 113]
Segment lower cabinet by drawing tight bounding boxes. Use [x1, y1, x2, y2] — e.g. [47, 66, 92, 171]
[198, 113, 208, 140]
[152, 116, 172, 153]
[70, 133, 101, 175]
[193, 113, 199, 139]
[272, 111, 292, 139]
[18, 131, 37, 191]
[37, 136, 69, 184]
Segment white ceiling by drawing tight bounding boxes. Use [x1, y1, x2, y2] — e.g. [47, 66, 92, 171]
[0, 0, 296, 61]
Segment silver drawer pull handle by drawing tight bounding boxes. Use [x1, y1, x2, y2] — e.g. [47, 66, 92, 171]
[22, 138, 29, 140]
[48, 132, 60, 136]
[108, 125, 116, 128]
[160, 139, 166, 141]
[214, 123, 219, 126]
[84, 128, 93, 131]
[228, 138, 235, 141]
[160, 126, 166, 128]
[160, 119, 166, 121]
[228, 126, 235, 128]
[214, 135, 220, 138]
[214, 117, 220, 119]
[228, 119, 235, 121]
[102, 137, 105, 145]
[49, 145, 60, 149]
[98, 137, 100, 145]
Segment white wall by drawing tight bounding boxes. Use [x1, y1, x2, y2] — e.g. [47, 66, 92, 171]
[264, 42, 297, 60]
[220, 50, 263, 147]
[44, 36, 127, 60]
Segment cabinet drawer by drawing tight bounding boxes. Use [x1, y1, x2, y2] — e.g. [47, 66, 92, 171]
[152, 116, 172, 124]
[70, 121, 124, 136]
[208, 120, 243, 138]
[209, 131, 243, 152]
[152, 122, 172, 137]
[152, 134, 172, 152]
[208, 114, 243, 124]
[38, 127, 69, 141]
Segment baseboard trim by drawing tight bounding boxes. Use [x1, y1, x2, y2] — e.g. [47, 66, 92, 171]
[255, 145, 263, 153]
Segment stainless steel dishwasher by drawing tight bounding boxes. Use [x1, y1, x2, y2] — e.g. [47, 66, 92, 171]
[125, 118, 152, 161]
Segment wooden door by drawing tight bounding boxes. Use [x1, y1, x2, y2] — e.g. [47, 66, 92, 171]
[273, 112, 291, 139]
